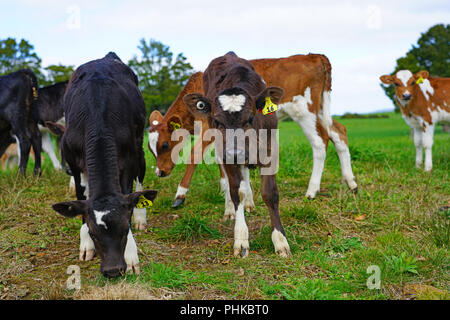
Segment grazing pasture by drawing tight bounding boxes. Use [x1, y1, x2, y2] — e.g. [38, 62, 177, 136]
[0, 112, 448, 300]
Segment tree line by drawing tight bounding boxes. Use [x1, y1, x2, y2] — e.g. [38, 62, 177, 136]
[1, 24, 448, 115]
[0, 37, 194, 119]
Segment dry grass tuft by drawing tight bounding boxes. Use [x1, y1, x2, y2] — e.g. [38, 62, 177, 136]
[73, 281, 184, 300]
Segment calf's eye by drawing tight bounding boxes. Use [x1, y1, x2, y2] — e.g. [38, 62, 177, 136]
[197, 101, 206, 110]
[162, 142, 169, 151]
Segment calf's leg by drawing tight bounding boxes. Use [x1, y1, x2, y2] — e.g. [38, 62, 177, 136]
[74, 171, 95, 261]
[41, 131, 62, 170]
[413, 127, 424, 168]
[329, 120, 358, 192]
[173, 135, 213, 207]
[124, 229, 140, 274]
[261, 174, 290, 257]
[225, 166, 250, 257]
[423, 124, 435, 171]
[28, 122, 42, 176]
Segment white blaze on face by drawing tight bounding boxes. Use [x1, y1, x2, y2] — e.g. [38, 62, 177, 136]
[396, 70, 413, 87]
[218, 94, 246, 113]
[148, 131, 159, 156]
[94, 210, 110, 229]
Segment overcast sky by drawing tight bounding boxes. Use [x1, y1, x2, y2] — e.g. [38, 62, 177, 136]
[1, 0, 449, 114]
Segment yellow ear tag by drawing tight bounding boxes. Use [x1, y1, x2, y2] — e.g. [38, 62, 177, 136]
[170, 121, 181, 130]
[262, 97, 278, 115]
[136, 195, 153, 209]
[416, 76, 424, 84]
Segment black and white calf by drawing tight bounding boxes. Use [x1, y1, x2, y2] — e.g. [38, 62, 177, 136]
[0, 69, 42, 175]
[51, 52, 157, 278]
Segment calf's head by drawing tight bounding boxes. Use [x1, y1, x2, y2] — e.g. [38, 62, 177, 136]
[380, 70, 429, 103]
[52, 190, 157, 278]
[148, 110, 182, 177]
[183, 86, 283, 164]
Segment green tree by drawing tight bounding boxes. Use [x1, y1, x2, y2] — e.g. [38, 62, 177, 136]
[0, 37, 43, 80]
[128, 39, 194, 117]
[41, 64, 74, 86]
[381, 24, 450, 110]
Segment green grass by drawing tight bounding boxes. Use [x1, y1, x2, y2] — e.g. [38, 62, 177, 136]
[0, 112, 449, 300]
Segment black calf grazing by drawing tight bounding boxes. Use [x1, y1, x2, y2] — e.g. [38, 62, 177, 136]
[0, 69, 42, 175]
[51, 52, 157, 278]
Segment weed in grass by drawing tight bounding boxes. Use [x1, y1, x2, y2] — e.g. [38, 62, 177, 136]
[326, 231, 364, 254]
[162, 212, 222, 242]
[262, 278, 342, 300]
[349, 145, 386, 162]
[284, 204, 318, 223]
[384, 252, 419, 275]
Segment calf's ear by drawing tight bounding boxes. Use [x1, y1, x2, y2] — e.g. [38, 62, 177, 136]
[414, 70, 429, 80]
[52, 200, 88, 218]
[255, 86, 284, 111]
[126, 190, 158, 209]
[45, 121, 65, 136]
[380, 75, 394, 84]
[149, 110, 163, 127]
[183, 93, 212, 118]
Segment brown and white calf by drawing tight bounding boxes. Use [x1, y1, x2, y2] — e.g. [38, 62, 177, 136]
[380, 70, 450, 171]
[183, 52, 290, 257]
[149, 54, 357, 210]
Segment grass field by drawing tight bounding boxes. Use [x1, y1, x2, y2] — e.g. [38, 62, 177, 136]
[0, 112, 448, 300]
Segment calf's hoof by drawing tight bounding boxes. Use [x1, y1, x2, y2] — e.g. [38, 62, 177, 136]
[276, 247, 291, 258]
[126, 263, 140, 275]
[134, 222, 146, 231]
[233, 240, 249, 258]
[172, 197, 185, 208]
[272, 229, 291, 258]
[223, 211, 235, 222]
[351, 187, 358, 194]
[80, 249, 95, 261]
[244, 200, 255, 213]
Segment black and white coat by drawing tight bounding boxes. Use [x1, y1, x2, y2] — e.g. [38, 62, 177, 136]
[51, 52, 157, 278]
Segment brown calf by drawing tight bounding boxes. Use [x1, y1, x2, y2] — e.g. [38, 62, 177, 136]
[183, 52, 290, 257]
[380, 70, 450, 171]
[149, 54, 358, 210]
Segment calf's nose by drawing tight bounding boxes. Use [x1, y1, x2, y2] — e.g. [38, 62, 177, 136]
[101, 264, 126, 278]
[155, 168, 166, 177]
[225, 149, 246, 164]
[402, 93, 411, 100]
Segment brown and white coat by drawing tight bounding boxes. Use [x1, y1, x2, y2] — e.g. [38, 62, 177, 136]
[380, 70, 450, 171]
[149, 54, 358, 215]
